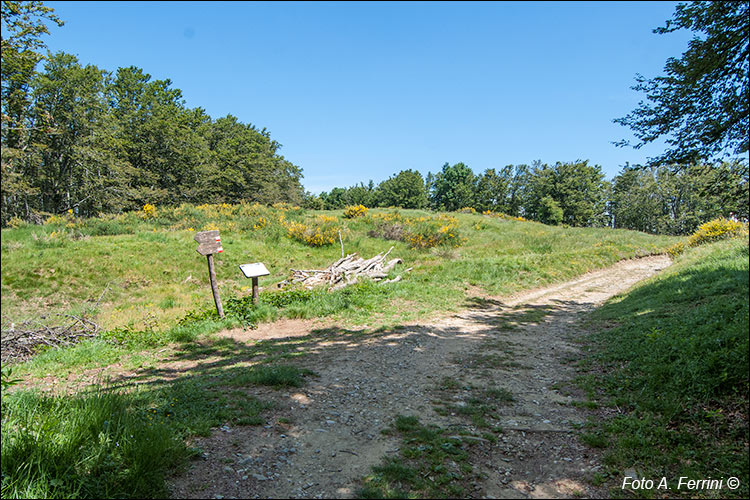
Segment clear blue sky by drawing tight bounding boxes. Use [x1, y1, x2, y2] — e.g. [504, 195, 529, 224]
[43, 1, 692, 194]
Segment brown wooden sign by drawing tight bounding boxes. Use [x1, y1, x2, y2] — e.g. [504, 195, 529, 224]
[193, 230, 224, 318]
[194, 230, 223, 256]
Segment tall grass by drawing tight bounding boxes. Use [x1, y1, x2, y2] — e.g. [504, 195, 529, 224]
[1, 388, 185, 499]
[1, 355, 307, 498]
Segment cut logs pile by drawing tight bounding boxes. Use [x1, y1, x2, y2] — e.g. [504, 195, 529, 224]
[1, 314, 100, 364]
[280, 246, 410, 291]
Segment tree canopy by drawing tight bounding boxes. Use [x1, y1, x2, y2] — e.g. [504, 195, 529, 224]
[614, 1, 749, 165]
[1, 2, 304, 224]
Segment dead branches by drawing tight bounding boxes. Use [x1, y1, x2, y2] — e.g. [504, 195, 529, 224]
[280, 246, 410, 291]
[1, 313, 100, 364]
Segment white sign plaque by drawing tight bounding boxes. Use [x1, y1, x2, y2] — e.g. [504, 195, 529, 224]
[239, 263, 270, 278]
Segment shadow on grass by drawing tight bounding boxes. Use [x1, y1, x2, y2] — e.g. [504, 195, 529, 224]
[88, 293, 595, 440]
[2, 276, 617, 500]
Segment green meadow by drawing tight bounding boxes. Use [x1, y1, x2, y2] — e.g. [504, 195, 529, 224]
[1, 203, 679, 335]
[4, 203, 748, 499]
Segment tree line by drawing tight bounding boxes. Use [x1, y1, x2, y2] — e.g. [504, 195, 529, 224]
[305, 159, 748, 235]
[3, 1, 747, 236]
[1, 2, 304, 225]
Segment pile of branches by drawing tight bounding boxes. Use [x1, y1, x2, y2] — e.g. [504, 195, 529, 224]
[1, 313, 100, 364]
[279, 247, 410, 291]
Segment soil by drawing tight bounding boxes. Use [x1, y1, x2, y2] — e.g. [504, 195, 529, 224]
[163, 254, 672, 499]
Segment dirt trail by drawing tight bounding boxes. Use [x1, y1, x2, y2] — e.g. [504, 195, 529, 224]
[167, 255, 671, 499]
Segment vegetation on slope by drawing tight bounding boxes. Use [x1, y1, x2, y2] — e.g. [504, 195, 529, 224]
[578, 236, 749, 498]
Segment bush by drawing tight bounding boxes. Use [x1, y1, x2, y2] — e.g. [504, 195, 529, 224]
[283, 215, 340, 247]
[343, 204, 369, 219]
[369, 213, 465, 249]
[404, 216, 463, 249]
[669, 218, 748, 256]
[142, 203, 157, 219]
[687, 218, 748, 247]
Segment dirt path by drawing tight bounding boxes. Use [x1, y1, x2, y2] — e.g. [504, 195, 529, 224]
[167, 255, 671, 499]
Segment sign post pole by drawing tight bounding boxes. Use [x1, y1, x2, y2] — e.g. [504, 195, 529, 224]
[252, 276, 260, 304]
[239, 262, 270, 305]
[207, 253, 224, 318]
[194, 230, 225, 318]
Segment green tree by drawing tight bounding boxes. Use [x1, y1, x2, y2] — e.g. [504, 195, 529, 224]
[611, 161, 748, 234]
[474, 167, 511, 213]
[1, 0, 63, 223]
[615, 1, 749, 165]
[507, 164, 531, 217]
[538, 196, 563, 225]
[108, 66, 208, 207]
[302, 191, 325, 210]
[321, 187, 346, 209]
[200, 114, 302, 205]
[375, 169, 427, 208]
[429, 162, 476, 211]
[343, 182, 376, 207]
[28, 52, 128, 216]
[1, 1, 63, 147]
[526, 160, 609, 227]
[611, 165, 663, 232]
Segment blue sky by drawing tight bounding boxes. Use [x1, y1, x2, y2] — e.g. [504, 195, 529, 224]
[43, 1, 692, 193]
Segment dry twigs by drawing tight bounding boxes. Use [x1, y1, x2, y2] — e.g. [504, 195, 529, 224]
[279, 246, 410, 291]
[1, 313, 100, 364]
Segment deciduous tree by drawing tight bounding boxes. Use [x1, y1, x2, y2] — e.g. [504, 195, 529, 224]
[614, 1, 749, 165]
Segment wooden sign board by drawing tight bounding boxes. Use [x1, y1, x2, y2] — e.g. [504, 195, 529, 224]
[194, 230, 223, 255]
[239, 263, 270, 278]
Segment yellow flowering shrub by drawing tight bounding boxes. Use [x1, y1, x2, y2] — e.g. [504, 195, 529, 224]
[458, 207, 476, 214]
[406, 216, 463, 249]
[481, 210, 526, 222]
[369, 212, 465, 249]
[283, 215, 340, 247]
[343, 205, 369, 219]
[251, 217, 267, 231]
[669, 217, 748, 257]
[370, 211, 404, 224]
[686, 218, 748, 247]
[667, 241, 685, 258]
[44, 214, 67, 225]
[7, 216, 24, 228]
[142, 203, 157, 219]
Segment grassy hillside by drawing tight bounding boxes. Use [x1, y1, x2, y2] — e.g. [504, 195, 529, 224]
[3, 203, 746, 500]
[1, 203, 680, 335]
[578, 238, 749, 498]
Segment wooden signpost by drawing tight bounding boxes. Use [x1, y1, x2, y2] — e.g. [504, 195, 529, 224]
[239, 262, 270, 304]
[194, 230, 224, 318]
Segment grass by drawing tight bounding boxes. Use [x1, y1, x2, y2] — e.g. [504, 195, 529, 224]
[0, 376, 272, 499]
[2, 206, 680, 383]
[0, 203, 685, 499]
[576, 238, 749, 498]
[358, 415, 482, 498]
[1, 330, 319, 498]
[1, 204, 680, 335]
